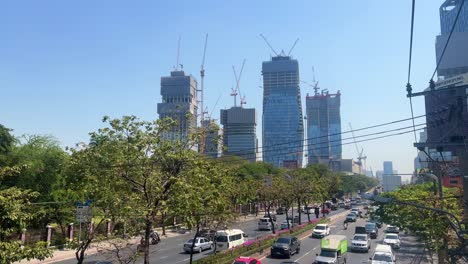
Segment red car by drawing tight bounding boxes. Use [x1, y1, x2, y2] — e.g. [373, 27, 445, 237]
[321, 208, 330, 214]
[233, 256, 262, 264]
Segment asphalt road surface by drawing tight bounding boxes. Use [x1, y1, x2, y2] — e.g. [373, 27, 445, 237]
[260, 210, 431, 264]
[53, 207, 339, 264]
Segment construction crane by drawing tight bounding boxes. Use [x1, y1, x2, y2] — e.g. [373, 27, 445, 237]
[175, 36, 181, 71]
[230, 87, 238, 107]
[301, 67, 320, 95]
[232, 59, 246, 107]
[287, 38, 299, 56]
[200, 34, 208, 127]
[259, 34, 278, 56]
[349, 123, 367, 174]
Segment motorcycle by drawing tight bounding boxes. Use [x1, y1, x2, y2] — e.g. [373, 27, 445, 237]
[151, 236, 160, 245]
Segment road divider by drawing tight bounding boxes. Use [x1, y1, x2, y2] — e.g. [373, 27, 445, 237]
[193, 218, 329, 264]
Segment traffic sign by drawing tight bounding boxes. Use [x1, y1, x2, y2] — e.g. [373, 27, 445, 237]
[76, 205, 92, 223]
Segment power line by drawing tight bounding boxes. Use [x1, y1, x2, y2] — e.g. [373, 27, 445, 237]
[220, 126, 426, 161]
[406, 0, 418, 143]
[224, 115, 426, 156]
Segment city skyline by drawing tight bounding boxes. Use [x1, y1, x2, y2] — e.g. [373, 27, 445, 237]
[0, 1, 445, 175]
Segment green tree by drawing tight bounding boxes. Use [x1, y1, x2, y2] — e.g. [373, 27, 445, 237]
[374, 183, 462, 263]
[0, 185, 53, 263]
[74, 116, 210, 264]
[170, 158, 235, 263]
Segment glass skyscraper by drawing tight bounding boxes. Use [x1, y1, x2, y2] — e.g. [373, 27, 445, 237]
[262, 55, 304, 168]
[306, 90, 342, 165]
[220, 107, 257, 162]
[436, 0, 468, 77]
[440, 0, 468, 34]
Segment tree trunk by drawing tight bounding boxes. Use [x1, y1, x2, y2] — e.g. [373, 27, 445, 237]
[143, 216, 152, 264]
[189, 222, 200, 264]
[161, 212, 166, 236]
[266, 203, 276, 234]
[297, 198, 301, 224]
[306, 201, 311, 223]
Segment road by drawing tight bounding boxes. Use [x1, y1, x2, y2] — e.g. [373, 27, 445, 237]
[53, 206, 430, 264]
[260, 209, 431, 264]
[53, 208, 340, 264]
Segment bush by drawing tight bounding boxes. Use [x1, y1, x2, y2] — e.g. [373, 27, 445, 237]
[194, 218, 328, 264]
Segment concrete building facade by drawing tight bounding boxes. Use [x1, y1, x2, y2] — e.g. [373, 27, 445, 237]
[157, 70, 198, 141]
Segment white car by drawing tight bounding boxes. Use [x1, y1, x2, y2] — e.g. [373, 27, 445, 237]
[183, 237, 213, 253]
[351, 233, 371, 252]
[258, 217, 277, 231]
[371, 244, 396, 264]
[383, 233, 401, 249]
[311, 224, 330, 238]
[280, 220, 293, 230]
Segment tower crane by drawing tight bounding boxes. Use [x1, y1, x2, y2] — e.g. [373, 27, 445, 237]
[349, 123, 367, 174]
[232, 59, 246, 107]
[200, 34, 208, 127]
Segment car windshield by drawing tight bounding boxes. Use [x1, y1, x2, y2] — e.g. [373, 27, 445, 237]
[216, 236, 227, 242]
[276, 237, 291, 244]
[386, 234, 399, 240]
[320, 251, 337, 257]
[233, 261, 248, 264]
[373, 254, 393, 262]
[315, 225, 326, 230]
[366, 223, 376, 229]
[347, 214, 355, 217]
[354, 235, 367, 241]
[186, 239, 194, 243]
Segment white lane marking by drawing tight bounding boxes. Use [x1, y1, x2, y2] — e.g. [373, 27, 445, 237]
[159, 256, 168, 259]
[173, 258, 190, 264]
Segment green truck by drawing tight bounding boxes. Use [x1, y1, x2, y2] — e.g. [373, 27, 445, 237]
[314, 235, 348, 264]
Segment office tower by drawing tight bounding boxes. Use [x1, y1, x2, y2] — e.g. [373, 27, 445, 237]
[157, 70, 198, 141]
[262, 55, 304, 168]
[201, 119, 222, 158]
[220, 107, 257, 162]
[383, 161, 393, 176]
[436, 0, 468, 77]
[306, 90, 342, 165]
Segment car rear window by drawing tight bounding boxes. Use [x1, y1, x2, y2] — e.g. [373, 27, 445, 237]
[276, 237, 291, 244]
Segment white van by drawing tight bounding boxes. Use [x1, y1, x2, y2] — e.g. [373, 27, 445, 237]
[370, 244, 396, 264]
[215, 229, 246, 251]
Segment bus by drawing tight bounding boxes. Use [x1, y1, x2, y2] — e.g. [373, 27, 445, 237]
[215, 229, 246, 251]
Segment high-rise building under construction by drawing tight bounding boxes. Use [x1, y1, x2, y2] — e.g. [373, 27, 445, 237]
[262, 55, 304, 168]
[306, 90, 342, 165]
[220, 107, 257, 162]
[157, 70, 198, 141]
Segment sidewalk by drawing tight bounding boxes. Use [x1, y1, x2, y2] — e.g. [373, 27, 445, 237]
[17, 229, 188, 264]
[17, 213, 263, 264]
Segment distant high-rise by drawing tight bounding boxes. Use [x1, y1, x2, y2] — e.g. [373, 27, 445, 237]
[262, 55, 304, 168]
[383, 161, 393, 176]
[201, 119, 222, 158]
[220, 107, 257, 162]
[157, 70, 198, 141]
[306, 90, 342, 165]
[436, 0, 468, 77]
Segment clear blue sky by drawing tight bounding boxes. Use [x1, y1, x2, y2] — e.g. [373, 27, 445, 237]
[0, 0, 444, 178]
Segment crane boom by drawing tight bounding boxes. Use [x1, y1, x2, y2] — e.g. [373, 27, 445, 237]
[287, 38, 299, 56]
[260, 34, 278, 56]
